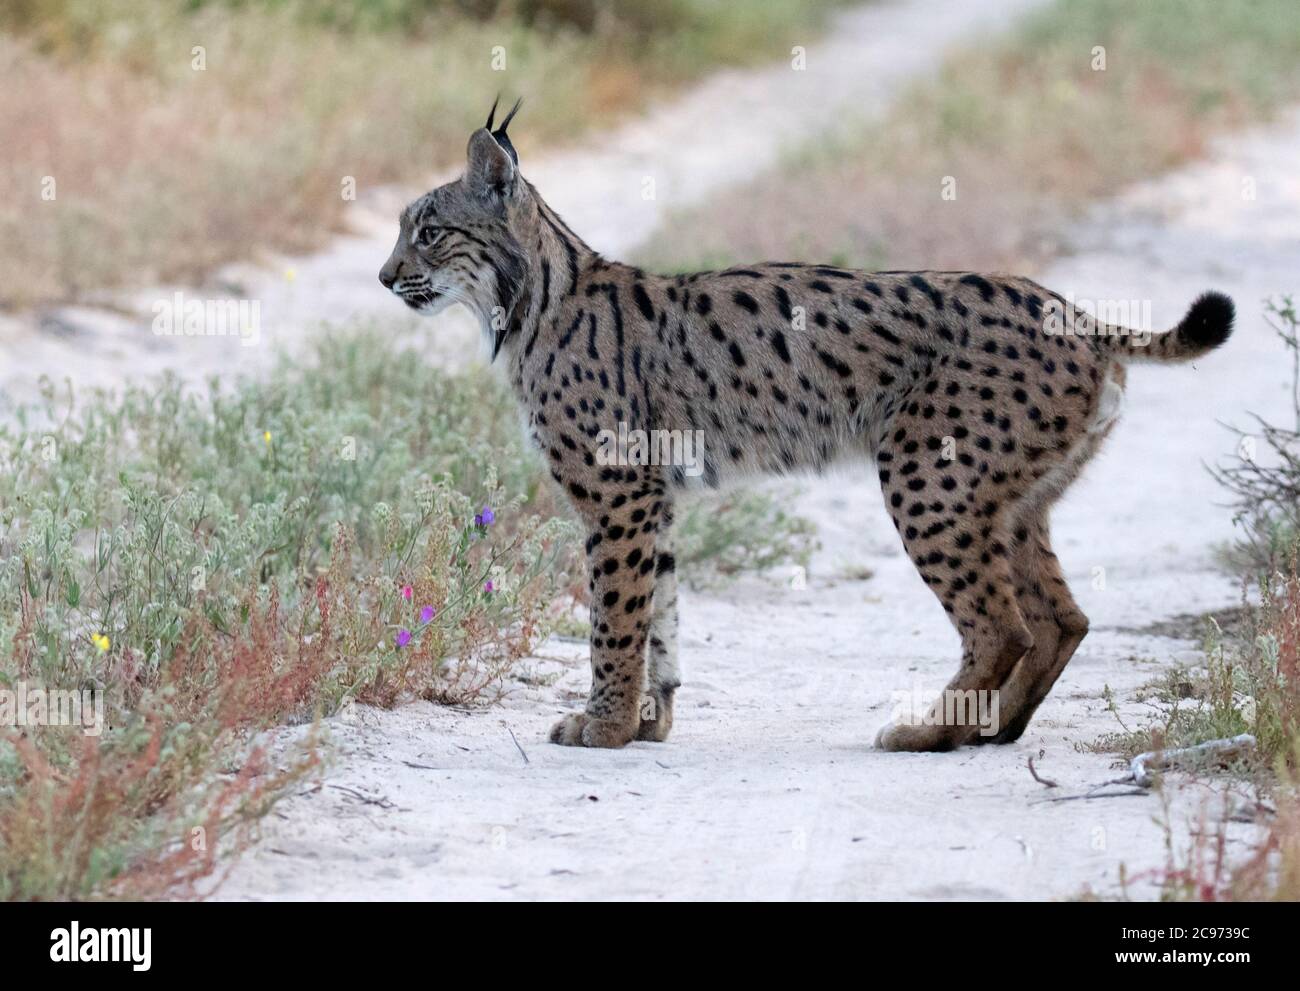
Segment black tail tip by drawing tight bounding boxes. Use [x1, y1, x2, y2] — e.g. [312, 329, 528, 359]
[1179, 291, 1235, 351]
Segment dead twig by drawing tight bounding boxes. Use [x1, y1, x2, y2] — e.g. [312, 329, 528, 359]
[329, 784, 400, 809]
[1027, 755, 1058, 788]
[508, 726, 530, 764]
[1032, 784, 1150, 804]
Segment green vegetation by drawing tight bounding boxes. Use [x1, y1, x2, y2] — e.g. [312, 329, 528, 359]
[0, 324, 579, 898]
[676, 488, 816, 589]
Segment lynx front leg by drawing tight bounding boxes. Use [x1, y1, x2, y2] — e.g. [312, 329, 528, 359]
[550, 494, 662, 749]
[638, 507, 680, 742]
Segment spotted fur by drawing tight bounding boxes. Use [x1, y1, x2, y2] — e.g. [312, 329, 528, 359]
[380, 111, 1235, 751]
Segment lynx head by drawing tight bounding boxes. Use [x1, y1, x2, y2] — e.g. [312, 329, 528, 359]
[379, 97, 538, 355]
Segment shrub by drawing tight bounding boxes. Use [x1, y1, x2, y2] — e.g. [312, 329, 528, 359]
[1214, 296, 1300, 570]
[675, 487, 817, 589]
[0, 324, 578, 898]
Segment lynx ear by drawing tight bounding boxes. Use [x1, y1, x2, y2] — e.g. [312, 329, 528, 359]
[487, 95, 522, 166]
[466, 127, 515, 201]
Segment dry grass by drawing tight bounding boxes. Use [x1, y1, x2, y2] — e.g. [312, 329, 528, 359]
[636, 0, 1300, 275]
[1113, 785, 1300, 901]
[0, 0, 849, 306]
[1, 578, 338, 899]
[1094, 509, 1300, 902]
[0, 5, 591, 303]
[2, 662, 320, 902]
[1089, 561, 1300, 779]
[1080, 564, 1300, 901]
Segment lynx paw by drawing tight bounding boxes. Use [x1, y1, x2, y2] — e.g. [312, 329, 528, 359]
[548, 712, 637, 749]
[874, 720, 962, 753]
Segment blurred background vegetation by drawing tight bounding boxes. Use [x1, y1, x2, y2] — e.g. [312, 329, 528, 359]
[0, 0, 848, 305]
[637, 0, 1300, 275]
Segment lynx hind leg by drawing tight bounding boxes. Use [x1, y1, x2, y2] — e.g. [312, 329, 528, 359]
[975, 385, 1116, 744]
[638, 508, 680, 742]
[977, 480, 1101, 743]
[875, 565, 1033, 751]
[873, 472, 1033, 750]
[963, 512, 1088, 744]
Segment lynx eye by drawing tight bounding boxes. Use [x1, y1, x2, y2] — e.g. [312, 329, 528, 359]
[417, 226, 442, 248]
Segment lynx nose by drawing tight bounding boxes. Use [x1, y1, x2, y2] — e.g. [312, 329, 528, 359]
[378, 259, 403, 290]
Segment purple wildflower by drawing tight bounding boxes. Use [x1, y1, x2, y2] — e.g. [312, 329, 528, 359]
[395, 628, 412, 648]
[420, 605, 436, 623]
[475, 505, 495, 527]
[483, 580, 494, 594]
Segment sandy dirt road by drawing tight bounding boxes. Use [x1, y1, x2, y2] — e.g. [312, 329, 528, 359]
[202, 21, 1300, 897]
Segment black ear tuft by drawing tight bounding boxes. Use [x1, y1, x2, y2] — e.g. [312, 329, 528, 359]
[491, 97, 523, 166]
[485, 93, 500, 131]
